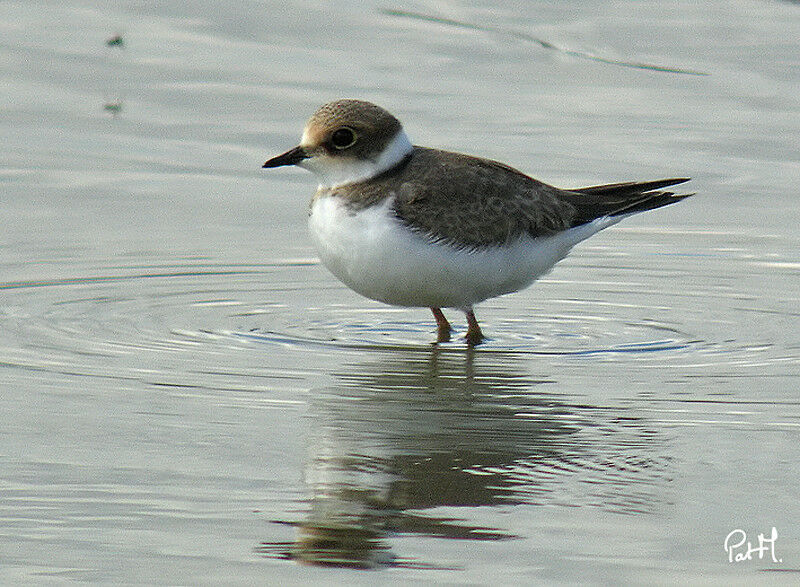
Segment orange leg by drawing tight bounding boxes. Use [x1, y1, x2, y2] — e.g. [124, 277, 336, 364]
[464, 308, 484, 346]
[430, 307, 451, 343]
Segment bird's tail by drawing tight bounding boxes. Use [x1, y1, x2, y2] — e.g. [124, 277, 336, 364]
[569, 178, 693, 226]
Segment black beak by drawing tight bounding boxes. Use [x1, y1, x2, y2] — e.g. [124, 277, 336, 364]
[262, 145, 308, 168]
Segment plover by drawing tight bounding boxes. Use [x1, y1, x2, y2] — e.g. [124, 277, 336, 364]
[263, 99, 691, 345]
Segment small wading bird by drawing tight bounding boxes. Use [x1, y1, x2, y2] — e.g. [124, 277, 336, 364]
[263, 100, 692, 346]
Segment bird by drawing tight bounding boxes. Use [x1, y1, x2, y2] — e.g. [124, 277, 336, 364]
[262, 99, 691, 346]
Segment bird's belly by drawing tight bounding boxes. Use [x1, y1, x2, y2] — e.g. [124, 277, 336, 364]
[308, 196, 612, 309]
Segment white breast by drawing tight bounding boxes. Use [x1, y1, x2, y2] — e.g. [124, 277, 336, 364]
[308, 195, 620, 309]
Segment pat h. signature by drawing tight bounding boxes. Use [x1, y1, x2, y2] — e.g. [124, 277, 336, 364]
[725, 527, 782, 563]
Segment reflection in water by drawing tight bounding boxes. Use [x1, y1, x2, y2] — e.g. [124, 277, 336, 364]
[258, 348, 673, 568]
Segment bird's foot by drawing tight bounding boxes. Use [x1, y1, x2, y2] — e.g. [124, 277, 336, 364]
[464, 308, 484, 347]
[431, 307, 452, 344]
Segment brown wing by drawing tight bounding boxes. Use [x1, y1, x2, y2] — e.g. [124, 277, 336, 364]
[330, 147, 691, 249]
[390, 148, 576, 248]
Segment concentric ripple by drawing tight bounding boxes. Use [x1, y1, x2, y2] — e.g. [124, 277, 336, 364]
[2, 226, 796, 390]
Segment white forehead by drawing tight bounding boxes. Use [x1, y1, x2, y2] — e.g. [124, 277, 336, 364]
[300, 121, 329, 148]
[300, 126, 313, 147]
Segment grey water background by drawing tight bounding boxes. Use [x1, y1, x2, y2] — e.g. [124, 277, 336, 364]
[1, 0, 799, 583]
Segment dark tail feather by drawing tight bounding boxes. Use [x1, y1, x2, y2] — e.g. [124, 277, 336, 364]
[610, 190, 694, 216]
[574, 177, 691, 196]
[568, 178, 693, 226]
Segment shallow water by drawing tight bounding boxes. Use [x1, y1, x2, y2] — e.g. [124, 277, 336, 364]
[1, 0, 799, 583]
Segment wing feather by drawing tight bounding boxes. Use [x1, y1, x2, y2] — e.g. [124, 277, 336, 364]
[328, 147, 692, 249]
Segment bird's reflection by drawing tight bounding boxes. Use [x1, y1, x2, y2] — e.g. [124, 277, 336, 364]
[258, 347, 672, 568]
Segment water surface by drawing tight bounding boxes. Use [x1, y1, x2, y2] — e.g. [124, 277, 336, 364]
[1, 0, 799, 583]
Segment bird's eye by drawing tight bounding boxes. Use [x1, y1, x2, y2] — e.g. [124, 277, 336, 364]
[330, 127, 357, 150]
